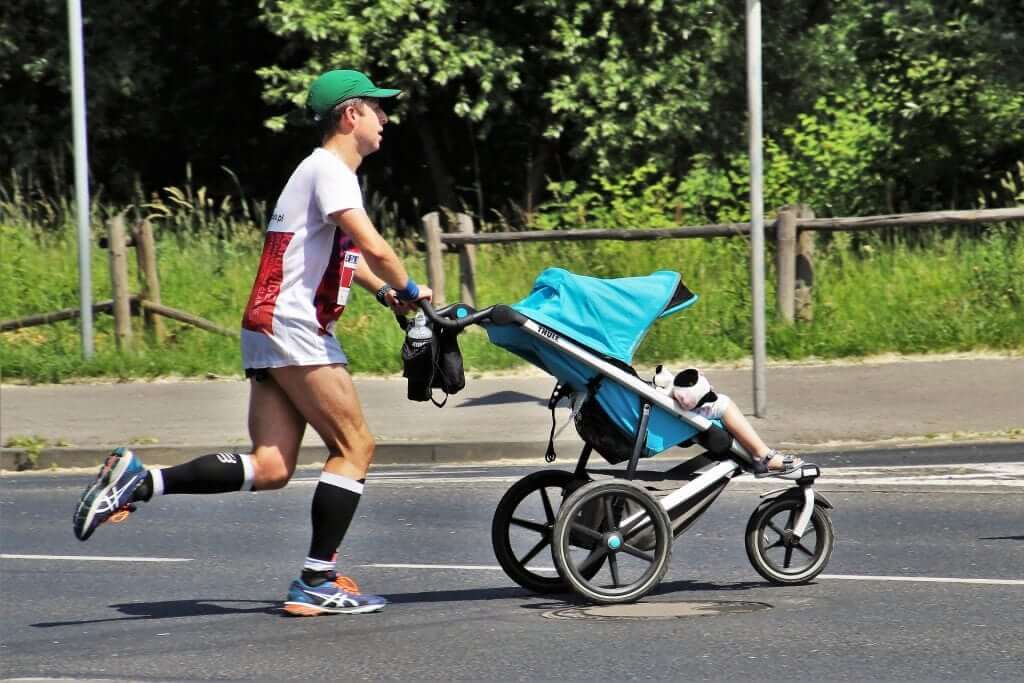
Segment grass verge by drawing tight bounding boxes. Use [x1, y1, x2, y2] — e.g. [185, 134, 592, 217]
[1, 219, 1021, 383]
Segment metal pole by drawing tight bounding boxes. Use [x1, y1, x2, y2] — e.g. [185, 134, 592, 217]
[68, 0, 94, 357]
[746, 0, 766, 416]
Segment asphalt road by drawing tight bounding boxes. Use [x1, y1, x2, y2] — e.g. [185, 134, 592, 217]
[2, 444, 1023, 681]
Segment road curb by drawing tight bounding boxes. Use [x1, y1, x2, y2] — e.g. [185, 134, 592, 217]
[0, 442, 562, 472]
[3, 437, 1021, 472]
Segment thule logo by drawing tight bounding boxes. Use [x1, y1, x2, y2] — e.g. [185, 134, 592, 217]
[538, 326, 560, 341]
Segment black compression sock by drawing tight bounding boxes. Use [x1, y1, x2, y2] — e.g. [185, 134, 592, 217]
[158, 452, 255, 495]
[303, 472, 364, 574]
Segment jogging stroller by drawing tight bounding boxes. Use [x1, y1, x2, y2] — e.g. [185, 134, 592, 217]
[414, 268, 834, 604]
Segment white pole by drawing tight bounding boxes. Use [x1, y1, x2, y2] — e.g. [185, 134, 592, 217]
[68, 0, 94, 358]
[746, 0, 766, 416]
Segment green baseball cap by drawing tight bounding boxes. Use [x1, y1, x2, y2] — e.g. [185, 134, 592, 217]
[306, 69, 401, 117]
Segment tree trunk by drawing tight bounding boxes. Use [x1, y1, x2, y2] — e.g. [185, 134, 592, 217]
[523, 140, 554, 224]
[414, 112, 459, 212]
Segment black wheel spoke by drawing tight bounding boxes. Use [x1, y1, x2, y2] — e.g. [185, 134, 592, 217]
[783, 544, 795, 568]
[578, 547, 608, 574]
[603, 496, 619, 532]
[794, 542, 815, 557]
[511, 517, 548, 534]
[764, 538, 786, 551]
[620, 543, 655, 564]
[539, 488, 556, 524]
[766, 521, 786, 538]
[569, 521, 604, 542]
[608, 553, 621, 586]
[519, 538, 549, 566]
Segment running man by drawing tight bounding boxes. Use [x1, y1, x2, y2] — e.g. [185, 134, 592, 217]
[73, 69, 431, 616]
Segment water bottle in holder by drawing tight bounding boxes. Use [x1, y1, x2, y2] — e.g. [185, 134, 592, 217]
[402, 311, 436, 401]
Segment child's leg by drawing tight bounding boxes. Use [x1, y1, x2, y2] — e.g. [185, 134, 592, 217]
[720, 402, 770, 458]
[718, 401, 801, 470]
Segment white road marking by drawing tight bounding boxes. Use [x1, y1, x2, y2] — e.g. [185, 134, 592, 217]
[291, 476, 522, 486]
[0, 553, 192, 563]
[359, 563, 1024, 586]
[295, 462, 1024, 488]
[819, 574, 1024, 586]
[809, 462, 1024, 488]
[363, 562, 556, 572]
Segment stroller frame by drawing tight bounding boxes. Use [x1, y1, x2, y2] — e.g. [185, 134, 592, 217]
[419, 294, 834, 605]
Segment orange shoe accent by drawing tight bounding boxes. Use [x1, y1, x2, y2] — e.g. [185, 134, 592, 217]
[333, 575, 360, 594]
[108, 508, 132, 524]
[283, 603, 326, 617]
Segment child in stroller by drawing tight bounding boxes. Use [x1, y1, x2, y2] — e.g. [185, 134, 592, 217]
[659, 367, 803, 478]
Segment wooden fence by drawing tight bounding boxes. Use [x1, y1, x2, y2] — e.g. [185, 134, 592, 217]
[421, 206, 1024, 322]
[0, 215, 237, 342]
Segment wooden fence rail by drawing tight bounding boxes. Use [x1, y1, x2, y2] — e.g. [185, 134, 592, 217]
[0, 215, 236, 341]
[1, 300, 120, 333]
[422, 206, 1024, 318]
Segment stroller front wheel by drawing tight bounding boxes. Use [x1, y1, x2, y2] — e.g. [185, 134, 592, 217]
[553, 480, 672, 604]
[745, 497, 835, 584]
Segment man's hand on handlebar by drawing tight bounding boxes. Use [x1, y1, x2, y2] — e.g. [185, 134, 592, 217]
[389, 285, 432, 315]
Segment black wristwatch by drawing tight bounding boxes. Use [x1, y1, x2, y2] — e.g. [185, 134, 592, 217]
[375, 285, 391, 307]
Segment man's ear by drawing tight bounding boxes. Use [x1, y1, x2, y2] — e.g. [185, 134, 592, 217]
[338, 103, 359, 131]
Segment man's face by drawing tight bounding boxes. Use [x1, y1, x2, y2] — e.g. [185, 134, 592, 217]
[352, 98, 388, 154]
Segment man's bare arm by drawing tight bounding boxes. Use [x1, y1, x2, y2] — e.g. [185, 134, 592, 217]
[353, 258, 386, 293]
[332, 208, 411, 288]
[333, 208, 431, 304]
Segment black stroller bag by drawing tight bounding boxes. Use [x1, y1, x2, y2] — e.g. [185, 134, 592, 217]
[402, 323, 465, 406]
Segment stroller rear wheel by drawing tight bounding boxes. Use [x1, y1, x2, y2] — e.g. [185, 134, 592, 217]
[553, 480, 672, 604]
[745, 497, 834, 584]
[491, 470, 603, 593]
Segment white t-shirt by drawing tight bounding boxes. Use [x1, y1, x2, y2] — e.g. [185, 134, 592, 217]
[240, 148, 363, 369]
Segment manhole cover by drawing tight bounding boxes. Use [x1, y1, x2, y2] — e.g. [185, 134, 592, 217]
[542, 600, 772, 621]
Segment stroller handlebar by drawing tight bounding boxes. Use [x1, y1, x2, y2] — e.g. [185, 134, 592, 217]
[396, 300, 526, 332]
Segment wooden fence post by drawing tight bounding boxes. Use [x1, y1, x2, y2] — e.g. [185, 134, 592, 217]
[132, 219, 165, 341]
[775, 207, 797, 323]
[795, 205, 816, 322]
[421, 211, 446, 307]
[107, 215, 133, 349]
[455, 212, 477, 307]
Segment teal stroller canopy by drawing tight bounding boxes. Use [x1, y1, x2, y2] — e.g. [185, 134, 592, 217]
[508, 268, 697, 364]
[485, 268, 705, 462]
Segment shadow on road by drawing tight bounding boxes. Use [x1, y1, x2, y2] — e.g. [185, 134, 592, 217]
[385, 585, 534, 604]
[32, 579, 784, 628]
[652, 579, 768, 596]
[32, 599, 279, 627]
[387, 578, 770, 609]
[978, 535, 1024, 541]
[457, 391, 547, 407]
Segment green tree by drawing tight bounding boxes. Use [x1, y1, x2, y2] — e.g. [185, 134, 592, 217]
[840, 0, 1024, 210]
[1, 0, 298, 203]
[258, 0, 747, 218]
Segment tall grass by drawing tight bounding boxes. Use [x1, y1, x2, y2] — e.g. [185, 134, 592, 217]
[1, 181, 1021, 383]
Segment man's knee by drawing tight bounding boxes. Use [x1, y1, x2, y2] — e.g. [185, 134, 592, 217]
[346, 427, 376, 464]
[251, 451, 295, 490]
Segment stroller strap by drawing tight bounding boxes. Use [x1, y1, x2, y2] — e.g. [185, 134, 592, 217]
[544, 378, 599, 463]
[544, 382, 577, 463]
